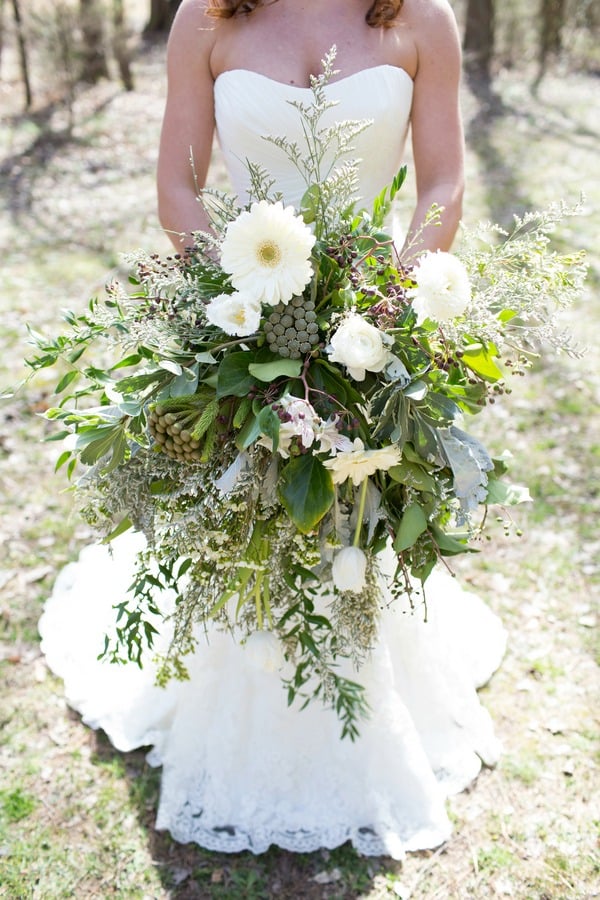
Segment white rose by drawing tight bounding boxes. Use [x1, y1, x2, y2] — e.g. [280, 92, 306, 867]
[244, 630, 284, 673]
[332, 546, 367, 593]
[205, 291, 261, 336]
[326, 313, 390, 381]
[408, 251, 471, 325]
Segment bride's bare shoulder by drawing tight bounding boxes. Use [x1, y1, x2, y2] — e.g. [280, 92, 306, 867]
[167, 0, 221, 61]
[401, 0, 459, 37]
[400, 0, 460, 66]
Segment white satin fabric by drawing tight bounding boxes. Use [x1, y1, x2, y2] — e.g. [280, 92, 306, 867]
[39, 68, 507, 859]
[214, 65, 414, 209]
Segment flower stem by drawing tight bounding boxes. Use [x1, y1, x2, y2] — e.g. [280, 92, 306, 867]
[255, 574, 264, 630]
[353, 477, 369, 547]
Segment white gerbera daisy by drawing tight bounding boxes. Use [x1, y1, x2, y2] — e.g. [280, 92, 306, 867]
[323, 438, 402, 486]
[220, 200, 316, 306]
[205, 291, 261, 336]
[408, 251, 472, 325]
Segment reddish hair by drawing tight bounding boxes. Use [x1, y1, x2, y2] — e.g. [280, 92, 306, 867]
[206, 0, 403, 28]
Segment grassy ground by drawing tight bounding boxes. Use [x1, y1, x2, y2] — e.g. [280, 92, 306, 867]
[0, 35, 599, 900]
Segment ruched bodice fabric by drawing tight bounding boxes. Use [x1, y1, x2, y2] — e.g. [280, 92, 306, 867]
[214, 66, 414, 209]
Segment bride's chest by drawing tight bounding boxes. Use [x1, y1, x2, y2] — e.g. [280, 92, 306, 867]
[211, 8, 417, 85]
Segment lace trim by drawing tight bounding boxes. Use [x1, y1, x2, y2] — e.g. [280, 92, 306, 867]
[162, 804, 452, 858]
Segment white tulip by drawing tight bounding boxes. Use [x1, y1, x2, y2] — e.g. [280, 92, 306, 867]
[332, 545, 368, 593]
[244, 630, 284, 673]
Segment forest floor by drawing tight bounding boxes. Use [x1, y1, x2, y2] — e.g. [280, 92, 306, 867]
[0, 30, 599, 900]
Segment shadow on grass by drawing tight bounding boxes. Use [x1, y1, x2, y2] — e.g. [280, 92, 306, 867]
[464, 69, 599, 229]
[89, 729, 404, 899]
[464, 72, 536, 227]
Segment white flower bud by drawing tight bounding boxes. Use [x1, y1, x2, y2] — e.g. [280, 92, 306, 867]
[332, 545, 367, 593]
[244, 630, 284, 673]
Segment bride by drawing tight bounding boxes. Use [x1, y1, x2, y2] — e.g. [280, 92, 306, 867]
[39, 0, 507, 860]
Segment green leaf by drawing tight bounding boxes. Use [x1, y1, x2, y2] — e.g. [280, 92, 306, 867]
[101, 516, 133, 543]
[498, 309, 517, 323]
[54, 370, 79, 394]
[394, 503, 428, 552]
[256, 405, 281, 452]
[76, 422, 127, 469]
[462, 343, 503, 381]
[115, 370, 168, 393]
[248, 358, 302, 382]
[486, 477, 532, 505]
[404, 380, 428, 401]
[111, 353, 142, 370]
[279, 454, 334, 534]
[300, 184, 321, 224]
[430, 524, 476, 555]
[54, 450, 72, 472]
[169, 365, 199, 397]
[216, 352, 256, 398]
[158, 359, 183, 375]
[149, 478, 177, 495]
[387, 459, 436, 493]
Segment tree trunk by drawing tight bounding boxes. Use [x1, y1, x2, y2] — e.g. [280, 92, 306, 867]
[0, 0, 6, 78]
[79, 0, 110, 84]
[10, 0, 32, 109]
[538, 0, 567, 72]
[113, 0, 134, 91]
[463, 0, 495, 81]
[145, 0, 182, 33]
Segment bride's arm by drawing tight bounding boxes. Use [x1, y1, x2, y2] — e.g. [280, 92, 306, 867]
[401, 0, 465, 258]
[157, 0, 217, 251]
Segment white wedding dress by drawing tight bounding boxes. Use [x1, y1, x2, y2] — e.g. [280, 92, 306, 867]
[39, 66, 507, 860]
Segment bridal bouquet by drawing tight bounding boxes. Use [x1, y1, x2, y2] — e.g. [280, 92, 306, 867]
[24, 57, 586, 737]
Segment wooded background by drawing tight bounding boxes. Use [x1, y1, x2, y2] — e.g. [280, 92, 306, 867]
[1, 0, 599, 112]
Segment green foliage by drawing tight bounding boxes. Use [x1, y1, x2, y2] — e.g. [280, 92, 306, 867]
[16, 55, 586, 739]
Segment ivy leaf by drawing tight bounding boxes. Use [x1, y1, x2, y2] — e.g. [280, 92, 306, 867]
[279, 454, 334, 534]
[248, 358, 303, 382]
[256, 405, 281, 452]
[217, 352, 256, 398]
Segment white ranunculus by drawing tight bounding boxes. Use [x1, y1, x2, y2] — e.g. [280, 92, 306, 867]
[323, 438, 402, 486]
[220, 200, 316, 306]
[332, 546, 367, 592]
[244, 630, 285, 673]
[205, 291, 261, 336]
[408, 251, 472, 325]
[326, 313, 391, 381]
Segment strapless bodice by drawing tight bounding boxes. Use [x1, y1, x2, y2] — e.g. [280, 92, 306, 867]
[214, 66, 414, 211]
